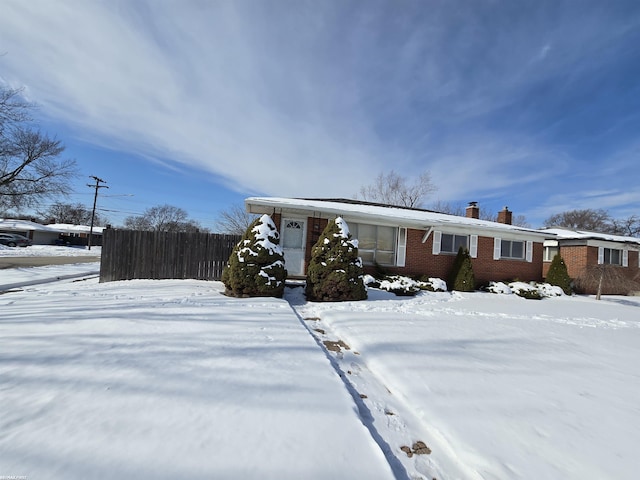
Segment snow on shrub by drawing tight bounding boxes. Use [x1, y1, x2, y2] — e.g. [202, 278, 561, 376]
[420, 277, 448, 292]
[371, 275, 448, 296]
[378, 276, 421, 296]
[222, 214, 287, 298]
[305, 217, 367, 302]
[486, 281, 565, 299]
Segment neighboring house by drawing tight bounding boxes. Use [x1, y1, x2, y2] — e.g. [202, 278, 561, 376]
[0, 218, 61, 245]
[245, 197, 551, 284]
[47, 223, 105, 246]
[541, 228, 640, 295]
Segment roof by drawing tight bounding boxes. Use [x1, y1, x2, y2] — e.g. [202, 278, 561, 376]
[542, 228, 640, 246]
[0, 218, 60, 233]
[47, 223, 105, 234]
[0, 219, 104, 235]
[246, 197, 552, 239]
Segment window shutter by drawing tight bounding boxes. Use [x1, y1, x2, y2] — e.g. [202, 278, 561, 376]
[469, 235, 478, 258]
[622, 249, 628, 267]
[526, 241, 533, 262]
[597, 247, 604, 265]
[493, 237, 501, 260]
[396, 227, 407, 267]
[432, 231, 441, 255]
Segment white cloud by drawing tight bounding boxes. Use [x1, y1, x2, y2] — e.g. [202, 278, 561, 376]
[0, 1, 389, 198]
[1, 0, 638, 218]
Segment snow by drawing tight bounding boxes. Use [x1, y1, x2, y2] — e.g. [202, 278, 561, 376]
[542, 227, 640, 245]
[1, 275, 393, 479]
[248, 214, 283, 256]
[293, 289, 640, 480]
[0, 244, 101, 257]
[47, 223, 105, 234]
[487, 281, 565, 298]
[334, 216, 350, 238]
[0, 218, 62, 232]
[2, 258, 640, 479]
[246, 197, 550, 238]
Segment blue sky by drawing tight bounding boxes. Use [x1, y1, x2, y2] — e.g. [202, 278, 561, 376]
[1, 0, 639, 230]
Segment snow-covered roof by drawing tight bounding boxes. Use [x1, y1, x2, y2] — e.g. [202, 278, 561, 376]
[246, 197, 552, 240]
[47, 223, 105, 235]
[541, 228, 640, 246]
[0, 218, 60, 232]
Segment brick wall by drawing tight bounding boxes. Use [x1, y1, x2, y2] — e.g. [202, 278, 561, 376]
[373, 228, 543, 285]
[552, 245, 640, 294]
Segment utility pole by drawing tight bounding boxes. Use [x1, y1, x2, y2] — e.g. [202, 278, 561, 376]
[87, 176, 108, 250]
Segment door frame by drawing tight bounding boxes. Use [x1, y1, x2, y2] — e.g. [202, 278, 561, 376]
[280, 217, 308, 276]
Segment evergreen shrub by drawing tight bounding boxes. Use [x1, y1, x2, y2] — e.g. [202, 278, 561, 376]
[305, 217, 367, 302]
[545, 254, 572, 295]
[448, 247, 475, 292]
[222, 214, 287, 298]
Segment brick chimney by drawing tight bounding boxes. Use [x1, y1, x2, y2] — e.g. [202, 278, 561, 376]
[497, 206, 513, 225]
[466, 201, 479, 219]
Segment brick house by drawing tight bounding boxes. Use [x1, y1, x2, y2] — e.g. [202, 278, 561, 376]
[245, 197, 550, 285]
[541, 228, 640, 295]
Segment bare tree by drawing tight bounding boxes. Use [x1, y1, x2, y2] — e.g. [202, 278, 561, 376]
[430, 200, 465, 216]
[610, 215, 640, 237]
[123, 204, 205, 232]
[431, 200, 530, 227]
[39, 202, 108, 226]
[1, 86, 77, 210]
[356, 170, 436, 208]
[544, 209, 612, 232]
[577, 264, 639, 299]
[215, 203, 257, 235]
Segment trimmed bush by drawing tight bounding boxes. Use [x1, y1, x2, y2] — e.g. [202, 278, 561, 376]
[448, 246, 475, 292]
[305, 217, 367, 302]
[546, 254, 572, 295]
[221, 214, 287, 298]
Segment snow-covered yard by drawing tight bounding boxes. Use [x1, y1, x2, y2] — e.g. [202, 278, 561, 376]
[1, 262, 639, 479]
[0, 244, 101, 257]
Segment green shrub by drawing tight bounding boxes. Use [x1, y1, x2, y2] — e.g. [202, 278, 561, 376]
[514, 288, 543, 300]
[378, 275, 420, 296]
[448, 247, 475, 292]
[545, 254, 572, 295]
[222, 214, 287, 298]
[305, 217, 367, 302]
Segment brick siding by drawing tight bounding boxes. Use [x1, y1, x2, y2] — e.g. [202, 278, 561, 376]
[545, 245, 640, 294]
[367, 228, 543, 285]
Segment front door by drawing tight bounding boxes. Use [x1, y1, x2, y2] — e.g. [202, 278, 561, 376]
[281, 218, 306, 276]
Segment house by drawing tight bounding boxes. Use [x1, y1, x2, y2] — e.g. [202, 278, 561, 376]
[541, 228, 640, 295]
[245, 197, 551, 285]
[46, 223, 105, 246]
[0, 218, 61, 245]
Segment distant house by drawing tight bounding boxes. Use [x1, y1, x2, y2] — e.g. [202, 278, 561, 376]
[0, 218, 61, 245]
[541, 228, 640, 295]
[245, 197, 551, 285]
[0, 219, 105, 246]
[47, 223, 105, 246]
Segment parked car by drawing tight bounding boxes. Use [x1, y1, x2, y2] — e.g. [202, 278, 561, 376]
[0, 233, 33, 247]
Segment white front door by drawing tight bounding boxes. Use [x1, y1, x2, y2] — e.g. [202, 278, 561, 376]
[281, 218, 306, 276]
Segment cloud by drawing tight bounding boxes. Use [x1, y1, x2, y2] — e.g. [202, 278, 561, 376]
[1, 0, 639, 217]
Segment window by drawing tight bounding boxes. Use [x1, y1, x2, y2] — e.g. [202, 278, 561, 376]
[544, 246, 559, 262]
[351, 223, 397, 265]
[441, 233, 468, 254]
[501, 239, 525, 259]
[600, 247, 622, 265]
[283, 220, 304, 249]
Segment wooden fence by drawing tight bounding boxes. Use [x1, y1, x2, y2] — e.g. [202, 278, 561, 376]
[99, 229, 241, 282]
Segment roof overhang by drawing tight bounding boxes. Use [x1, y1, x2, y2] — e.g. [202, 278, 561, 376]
[246, 197, 553, 241]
